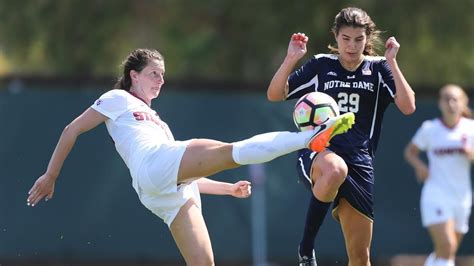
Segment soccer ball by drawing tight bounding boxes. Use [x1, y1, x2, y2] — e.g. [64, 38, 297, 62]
[293, 92, 340, 131]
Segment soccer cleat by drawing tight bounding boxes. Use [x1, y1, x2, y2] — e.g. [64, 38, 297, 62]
[307, 112, 355, 152]
[298, 247, 317, 266]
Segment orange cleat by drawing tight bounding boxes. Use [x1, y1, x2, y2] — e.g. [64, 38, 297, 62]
[307, 112, 355, 152]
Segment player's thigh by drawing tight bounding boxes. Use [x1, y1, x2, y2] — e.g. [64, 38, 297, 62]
[296, 149, 347, 191]
[178, 139, 239, 183]
[170, 198, 214, 265]
[420, 185, 448, 225]
[311, 149, 348, 182]
[338, 198, 373, 254]
[455, 231, 464, 249]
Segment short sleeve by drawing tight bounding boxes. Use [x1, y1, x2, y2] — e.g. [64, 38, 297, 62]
[378, 59, 396, 104]
[411, 120, 432, 151]
[91, 90, 128, 120]
[287, 55, 321, 100]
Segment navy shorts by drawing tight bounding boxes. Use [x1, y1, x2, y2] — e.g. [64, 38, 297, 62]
[296, 149, 374, 221]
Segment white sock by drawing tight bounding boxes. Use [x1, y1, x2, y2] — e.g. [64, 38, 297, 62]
[231, 131, 314, 165]
[424, 253, 436, 266]
[433, 258, 455, 266]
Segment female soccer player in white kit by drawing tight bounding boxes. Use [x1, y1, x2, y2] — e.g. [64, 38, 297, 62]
[26, 48, 354, 265]
[405, 84, 474, 266]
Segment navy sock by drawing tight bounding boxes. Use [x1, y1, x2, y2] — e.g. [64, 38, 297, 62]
[299, 195, 331, 257]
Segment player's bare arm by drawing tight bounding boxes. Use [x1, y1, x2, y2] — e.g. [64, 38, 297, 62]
[385, 36, 416, 115]
[404, 142, 429, 182]
[27, 108, 108, 206]
[267, 33, 309, 102]
[463, 145, 474, 161]
[197, 178, 251, 198]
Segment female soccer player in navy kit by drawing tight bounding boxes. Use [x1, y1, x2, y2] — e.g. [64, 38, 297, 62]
[405, 84, 474, 266]
[267, 7, 416, 266]
[27, 48, 354, 265]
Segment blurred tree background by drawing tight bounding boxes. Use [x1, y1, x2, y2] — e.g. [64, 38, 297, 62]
[0, 0, 472, 91]
[0, 1, 473, 265]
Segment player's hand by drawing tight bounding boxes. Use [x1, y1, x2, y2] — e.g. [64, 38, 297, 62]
[462, 145, 474, 161]
[414, 164, 429, 183]
[229, 181, 252, 198]
[287, 33, 308, 61]
[27, 173, 56, 207]
[384, 36, 400, 61]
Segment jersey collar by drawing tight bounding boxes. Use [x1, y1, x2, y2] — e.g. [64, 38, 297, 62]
[127, 90, 150, 106]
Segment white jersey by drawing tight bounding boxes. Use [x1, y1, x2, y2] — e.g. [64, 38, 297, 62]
[91, 89, 200, 226]
[412, 117, 474, 207]
[91, 89, 174, 174]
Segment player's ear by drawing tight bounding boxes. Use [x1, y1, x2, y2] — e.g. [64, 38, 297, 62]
[130, 70, 138, 83]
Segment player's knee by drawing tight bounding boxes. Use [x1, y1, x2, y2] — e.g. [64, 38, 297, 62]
[332, 163, 348, 183]
[348, 247, 370, 265]
[436, 238, 457, 257]
[319, 161, 347, 186]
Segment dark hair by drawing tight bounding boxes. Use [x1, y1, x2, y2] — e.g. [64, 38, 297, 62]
[328, 7, 382, 56]
[113, 48, 164, 91]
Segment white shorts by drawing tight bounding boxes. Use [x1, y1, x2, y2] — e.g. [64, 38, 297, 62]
[420, 184, 471, 234]
[132, 140, 202, 227]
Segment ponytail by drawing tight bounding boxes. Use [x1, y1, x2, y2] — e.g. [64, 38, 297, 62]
[113, 76, 131, 91]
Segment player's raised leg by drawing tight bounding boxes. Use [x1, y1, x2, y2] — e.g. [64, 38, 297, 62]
[177, 113, 355, 183]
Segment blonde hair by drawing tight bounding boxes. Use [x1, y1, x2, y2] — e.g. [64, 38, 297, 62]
[439, 84, 472, 118]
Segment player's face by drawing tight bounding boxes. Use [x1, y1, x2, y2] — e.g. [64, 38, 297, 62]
[335, 26, 366, 64]
[132, 59, 165, 101]
[439, 88, 466, 118]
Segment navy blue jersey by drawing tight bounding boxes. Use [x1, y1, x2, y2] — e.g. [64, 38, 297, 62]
[288, 54, 396, 167]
